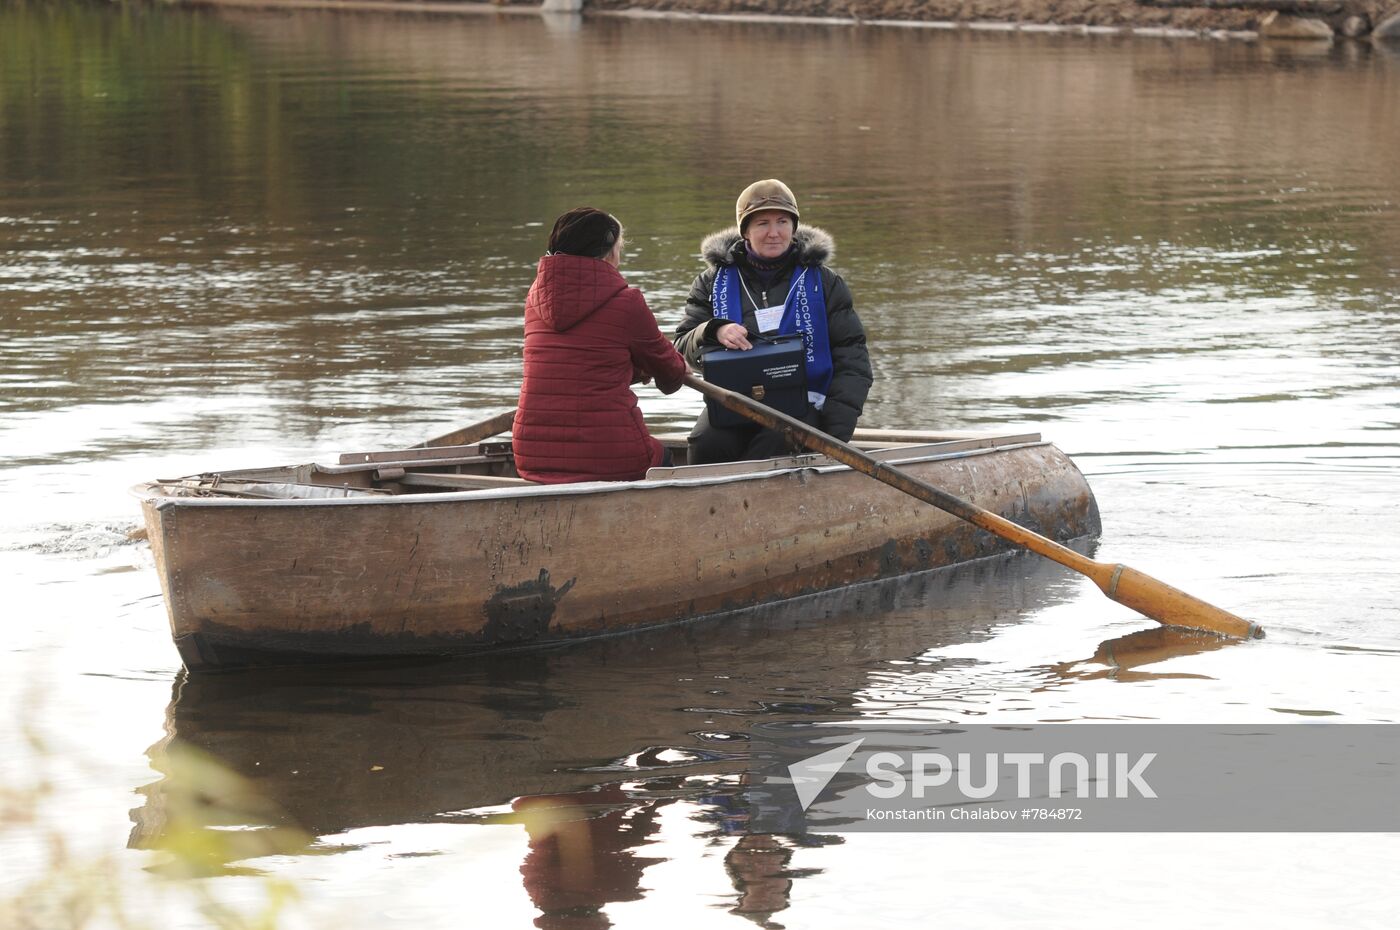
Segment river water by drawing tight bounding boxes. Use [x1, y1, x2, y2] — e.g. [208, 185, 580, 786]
[3, 3, 1399, 927]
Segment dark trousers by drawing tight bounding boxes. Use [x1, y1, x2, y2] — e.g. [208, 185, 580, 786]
[686, 405, 822, 466]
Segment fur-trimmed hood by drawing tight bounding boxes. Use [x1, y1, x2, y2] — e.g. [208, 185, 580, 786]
[700, 225, 835, 269]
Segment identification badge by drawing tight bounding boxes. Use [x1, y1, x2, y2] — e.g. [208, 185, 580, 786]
[755, 304, 784, 333]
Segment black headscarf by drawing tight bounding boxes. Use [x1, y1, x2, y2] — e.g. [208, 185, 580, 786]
[547, 207, 621, 259]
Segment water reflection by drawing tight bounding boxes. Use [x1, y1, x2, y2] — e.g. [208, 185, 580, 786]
[1042, 626, 1234, 684]
[511, 787, 665, 929]
[4, 4, 1398, 923]
[5, 3, 1399, 460]
[131, 548, 1096, 921]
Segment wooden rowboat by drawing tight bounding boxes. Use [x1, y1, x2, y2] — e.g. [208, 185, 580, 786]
[133, 427, 1101, 670]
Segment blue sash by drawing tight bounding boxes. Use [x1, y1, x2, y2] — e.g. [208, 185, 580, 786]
[711, 264, 833, 408]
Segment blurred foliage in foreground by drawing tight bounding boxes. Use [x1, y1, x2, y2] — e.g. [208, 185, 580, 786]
[2, 719, 312, 930]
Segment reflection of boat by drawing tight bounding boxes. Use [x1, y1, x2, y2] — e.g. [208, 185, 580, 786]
[132, 427, 1100, 669]
[129, 547, 1092, 919]
[130, 546, 1094, 840]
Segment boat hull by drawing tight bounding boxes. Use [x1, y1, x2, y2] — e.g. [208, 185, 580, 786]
[136, 441, 1100, 670]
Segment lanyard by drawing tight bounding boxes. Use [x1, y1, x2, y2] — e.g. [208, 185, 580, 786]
[736, 267, 808, 319]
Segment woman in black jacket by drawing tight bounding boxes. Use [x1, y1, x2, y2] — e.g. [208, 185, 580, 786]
[673, 179, 873, 465]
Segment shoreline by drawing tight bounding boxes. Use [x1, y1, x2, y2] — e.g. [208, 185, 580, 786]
[180, 0, 1255, 38]
[601, 7, 1254, 39]
[179, 0, 1400, 41]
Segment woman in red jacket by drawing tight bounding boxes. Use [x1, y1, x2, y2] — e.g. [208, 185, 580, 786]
[512, 208, 688, 483]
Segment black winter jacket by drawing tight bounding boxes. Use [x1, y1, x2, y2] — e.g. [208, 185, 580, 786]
[673, 226, 873, 442]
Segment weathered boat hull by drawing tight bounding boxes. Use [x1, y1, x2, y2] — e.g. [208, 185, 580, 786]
[135, 439, 1100, 670]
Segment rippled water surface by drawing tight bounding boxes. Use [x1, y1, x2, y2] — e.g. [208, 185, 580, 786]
[3, 4, 1399, 927]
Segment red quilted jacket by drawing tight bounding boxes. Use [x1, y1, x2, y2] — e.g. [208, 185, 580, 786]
[513, 254, 687, 483]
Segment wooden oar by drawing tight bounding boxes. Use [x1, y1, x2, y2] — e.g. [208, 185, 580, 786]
[683, 373, 1262, 640]
[416, 409, 517, 449]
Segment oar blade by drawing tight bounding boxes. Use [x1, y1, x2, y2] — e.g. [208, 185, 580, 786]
[1101, 564, 1263, 640]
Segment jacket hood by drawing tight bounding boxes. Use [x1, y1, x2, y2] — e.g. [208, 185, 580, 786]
[700, 225, 835, 269]
[528, 253, 629, 332]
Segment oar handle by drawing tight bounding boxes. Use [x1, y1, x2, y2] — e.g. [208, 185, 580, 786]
[684, 373, 1088, 564]
[682, 374, 1263, 640]
[417, 409, 518, 449]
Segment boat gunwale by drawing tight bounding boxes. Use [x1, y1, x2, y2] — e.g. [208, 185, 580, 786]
[131, 439, 1054, 509]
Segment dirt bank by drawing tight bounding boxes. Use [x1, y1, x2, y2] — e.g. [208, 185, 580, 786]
[583, 0, 1257, 34]
[571, 0, 1399, 39]
[189, 0, 1400, 40]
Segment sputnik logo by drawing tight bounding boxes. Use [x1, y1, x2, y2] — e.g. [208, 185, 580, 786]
[787, 738, 865, 811]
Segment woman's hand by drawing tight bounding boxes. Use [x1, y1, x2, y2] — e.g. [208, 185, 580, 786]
[716, 323, 753, 351]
